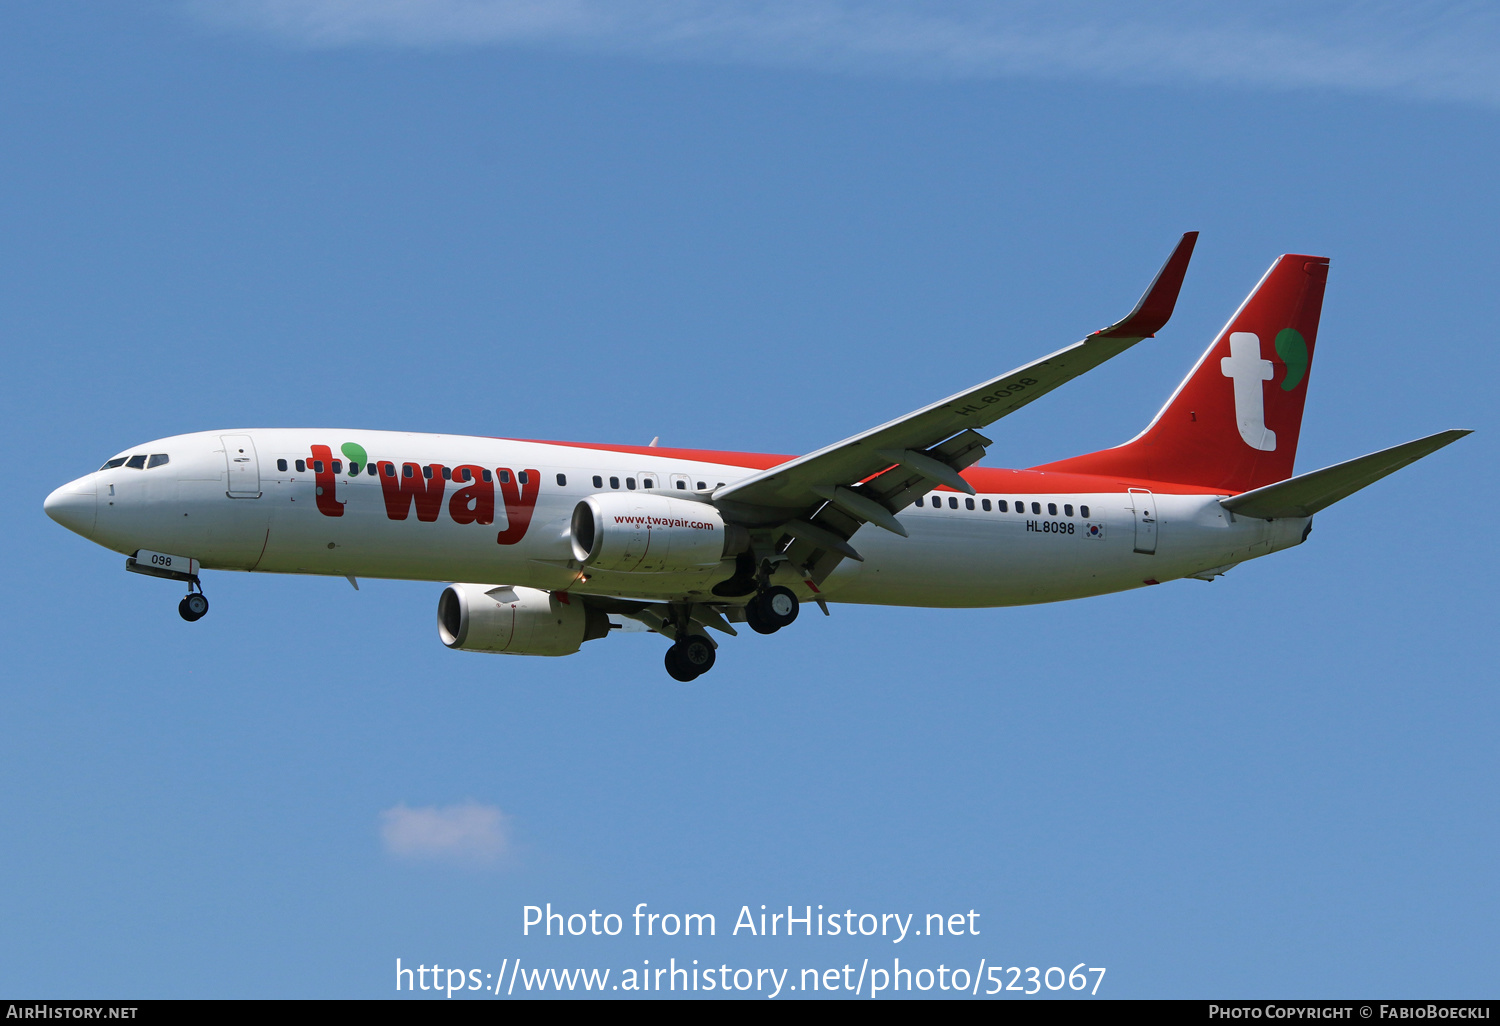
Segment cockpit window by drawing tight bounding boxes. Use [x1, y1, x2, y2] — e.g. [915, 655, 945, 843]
[100, 457, 128, 470]
[125, 454, 147, 470]
[147, 454, 170, 469]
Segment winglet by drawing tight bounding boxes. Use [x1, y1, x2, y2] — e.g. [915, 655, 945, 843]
[1096, 231, 1199, 339]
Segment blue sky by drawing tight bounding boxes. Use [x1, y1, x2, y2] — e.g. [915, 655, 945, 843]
[3, 0, 1496, 999]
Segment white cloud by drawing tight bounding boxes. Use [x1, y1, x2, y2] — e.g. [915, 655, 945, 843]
[379, 800, 511, 865]
[193, 1, 1500, 106]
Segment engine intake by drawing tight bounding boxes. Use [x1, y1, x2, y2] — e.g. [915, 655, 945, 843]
[438, 583, 608, 657]
[570, 493, 739, 573]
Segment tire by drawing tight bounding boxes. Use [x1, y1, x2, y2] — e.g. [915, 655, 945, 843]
[677, 635, 716, 675]
[664, 644, 699, 682]
[744, 598, 779, 635]
[757, 586, 799, 629]
[184, 593, 209, 619]
[178, 597, 195, 621]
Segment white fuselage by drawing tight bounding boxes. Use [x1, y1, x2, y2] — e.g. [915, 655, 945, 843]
[47, 429, 1310, 608]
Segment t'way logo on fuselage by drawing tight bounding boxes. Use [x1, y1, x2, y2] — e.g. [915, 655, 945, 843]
[306, 444, 541, 546]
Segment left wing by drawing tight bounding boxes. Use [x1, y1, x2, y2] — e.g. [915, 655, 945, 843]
[711, 233, 1198, 580]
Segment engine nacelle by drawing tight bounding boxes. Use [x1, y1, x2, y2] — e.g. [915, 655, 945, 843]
[570, 492, 734, 573]
[437, 583, 608, 657]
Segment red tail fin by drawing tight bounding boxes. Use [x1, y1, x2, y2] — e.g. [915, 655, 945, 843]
[1037, 253, 1329, 492]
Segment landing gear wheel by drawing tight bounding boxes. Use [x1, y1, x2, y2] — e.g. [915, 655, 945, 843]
[755, 585, 799, 630]
[179, 592, 209, 622]
[744, 597, 776, 635]
[665, 635, 716, 681]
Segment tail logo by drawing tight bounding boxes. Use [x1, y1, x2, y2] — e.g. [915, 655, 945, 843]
[1275, 329, 1309, 391]
[1221, 332, 1277, 451]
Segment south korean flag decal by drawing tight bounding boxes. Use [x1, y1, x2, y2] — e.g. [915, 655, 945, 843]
[1085, 522, 1105, 539]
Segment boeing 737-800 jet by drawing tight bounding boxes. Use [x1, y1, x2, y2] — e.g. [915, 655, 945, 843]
[44, 234, 1469, 680]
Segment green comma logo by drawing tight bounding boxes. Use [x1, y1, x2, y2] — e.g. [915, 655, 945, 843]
[341, 442, 369, 466]
[1275, 329, 1308, 391]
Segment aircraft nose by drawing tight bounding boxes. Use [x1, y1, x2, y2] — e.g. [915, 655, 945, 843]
[44, 476, 97, 536]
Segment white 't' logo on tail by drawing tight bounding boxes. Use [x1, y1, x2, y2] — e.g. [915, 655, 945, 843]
[1220, 331, 1276, 451]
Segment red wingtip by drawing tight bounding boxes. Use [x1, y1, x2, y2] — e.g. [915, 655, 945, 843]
[1099, 231, 1199, 339]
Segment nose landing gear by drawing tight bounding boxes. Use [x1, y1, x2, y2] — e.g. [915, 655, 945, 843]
[125, 550, 210, 623]
[178, 582, 209, 622]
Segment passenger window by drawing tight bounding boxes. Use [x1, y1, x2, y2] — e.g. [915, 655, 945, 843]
[965, 498, 975, 510]
[948, 497, 958, 509]
[593, 475, 603, 488]
[276, 459, 288, 472]
[482, 469, 492, 482]
[441, 467, 451, 480]
[367, 463, 377, 476]
[675, 480, 686, 490]
[626, 477, 637, 490]
[982, 499, 991, 511]
[914, 496, 924, 507]
[518, 471, 529, 485]
[499, 470, 510, 483]
[330, 460, 340, 474]
[422, 466, 432, 479]
[315, 460, 327, 474]
[643, 478, 654, 489]
[100, 457, 128, 470]
[383, 463, 395, 477]
[1064, 504, 1074, 517]
[997, 500, 1008, 512]
[1031, 502, 1041, 515]
[295, 459, 306, 473]
[1048, 502, 1057, 516]
[147, 454, 170, 469]
[1080, 504, 1090, 518]
[609, 477, 619, 489]
[557, 474, 566, 486]
[403, 465, 414, 479]
[347, 462, 359, 475]
[697, 481, 707, 490]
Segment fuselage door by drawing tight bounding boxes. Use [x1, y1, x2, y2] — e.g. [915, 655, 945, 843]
[222, 434, 262, 498]
[1128, 488, 1157, 554]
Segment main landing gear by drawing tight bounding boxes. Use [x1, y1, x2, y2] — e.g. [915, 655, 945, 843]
[178, 581, 209, 622]
[665, 634, 716, 682]
[659, 579, 802, 681]
[744, 585, 799, 635]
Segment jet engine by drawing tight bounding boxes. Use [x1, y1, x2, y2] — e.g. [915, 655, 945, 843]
[570, 493, 743, 573]
[437, 583, 609, 657]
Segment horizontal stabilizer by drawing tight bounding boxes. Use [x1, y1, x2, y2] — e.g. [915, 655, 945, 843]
[1221, 429, 1471, 520]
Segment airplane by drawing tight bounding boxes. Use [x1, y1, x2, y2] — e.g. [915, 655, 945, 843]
[43, 233, 1470, 681]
